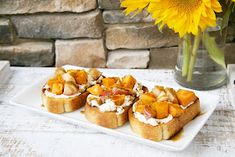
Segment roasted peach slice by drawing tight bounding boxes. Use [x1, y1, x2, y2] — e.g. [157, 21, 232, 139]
[176, 89, 197, 107]
[62, 73, 76, 83]
[51, 83, 64, 95]
[135, 102, 145, 114]
[75, 70, 88, 85]
[165, 87, 179, 104]
[110, 95, 125, 106]
[157, 91, 169, 102]
[47, 78, 58, 88]
[67, 70, 77, 77]
[152, 85, 165, 96]
[102, 77, 119, 88]
[144, 104, 157, 119]
[121, 75, 136, 90]
[47, 75, 64, 88]
[55, 67, 66, 75]
[87, 95, 102, 105]
[88, 68, 102, 80]
[63, 82, 78, 96]
[139, 93, 157, 104]
[87, 84, 103, 96]
[152, 102, 169, 119]
[169, 103, 184, 117]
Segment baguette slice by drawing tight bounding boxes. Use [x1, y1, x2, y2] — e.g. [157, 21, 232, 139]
[129, 99, 200, 141]
[84, 103, 131, 129]
[42, 89, 89, 114]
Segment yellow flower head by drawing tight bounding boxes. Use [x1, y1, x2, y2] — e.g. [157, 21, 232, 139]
[121, 0, 222, 37]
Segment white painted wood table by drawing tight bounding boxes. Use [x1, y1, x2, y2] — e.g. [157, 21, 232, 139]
[0, 67, 234, 157]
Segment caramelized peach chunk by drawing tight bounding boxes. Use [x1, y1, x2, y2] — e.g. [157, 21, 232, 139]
[67, 70, 77, 77]
[87, 84, 103, 96]
[144, 104, 157, 119]
[88, 96, 102, 105]
[63, 82, 78, 96]
[88, 68, 102, 80]
[139, 93, 157, 104]
[152, 85, 165, 97]
[157, 91, 169, 102]
[135, 102, 145, 114]
[110, 95, 125, 106]
[62, 73, 76, 83]
[47, 75, 64, 88]
[55, 67, 66, 76]
[176, 89, 197, 107]
[152, 102, 169, 119]
[102, 77, 119, 88]
[165, 87, 179, 104]
[169, 103, 184, 117]
[47, 78, 58, 87]
[121, 75, 136, 90]
[51, 83, 64, 95]
[75, 70, 88, 84]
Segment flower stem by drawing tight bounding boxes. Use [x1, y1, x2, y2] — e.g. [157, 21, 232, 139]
[222, 1, 233, 29]
[182, 34, 191, 77]
[187, 32, 201, 82]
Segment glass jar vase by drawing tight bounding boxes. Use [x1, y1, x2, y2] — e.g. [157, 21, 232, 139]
[174, 18, 227, 90]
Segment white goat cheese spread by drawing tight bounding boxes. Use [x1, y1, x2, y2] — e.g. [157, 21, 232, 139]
[133, 103, 173, 126]
[180, 101, 195, 109]
[87, 94, 133, 115]
[44, 89, 81, 98]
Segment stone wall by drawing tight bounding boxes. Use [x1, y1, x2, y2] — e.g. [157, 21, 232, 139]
[0, 0, 235, 68]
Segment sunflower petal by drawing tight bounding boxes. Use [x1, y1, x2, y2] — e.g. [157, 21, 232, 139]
[121, 0, 152, 16]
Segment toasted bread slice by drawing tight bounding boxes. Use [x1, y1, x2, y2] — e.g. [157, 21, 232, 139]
[42, 89, 89, 114]
[84, 103, 131, 129]
[129, 99, 200, 141]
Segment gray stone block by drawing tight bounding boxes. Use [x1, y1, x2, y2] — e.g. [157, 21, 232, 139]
[103, 10, 153, 24]
[0, 0, 97, 14]
[105, 24, 178, 50]
[107, 49, 150, 69]
[11, 10, 104, 39]
[0, 18, 16, 44]
[0, 40, 54, 67]
[98, 0, 121, 10]
[56, 39, 106, 68]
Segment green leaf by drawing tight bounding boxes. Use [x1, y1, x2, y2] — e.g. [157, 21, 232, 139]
[202, 32, 226, 69]
[222, 4, 232, 29]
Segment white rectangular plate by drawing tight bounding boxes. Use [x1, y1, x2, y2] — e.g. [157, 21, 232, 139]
[10, 69, 219, 151]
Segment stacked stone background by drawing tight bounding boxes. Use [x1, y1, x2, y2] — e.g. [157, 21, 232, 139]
[0, 0, 234, 68]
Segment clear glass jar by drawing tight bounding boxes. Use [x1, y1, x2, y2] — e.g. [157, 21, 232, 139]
[174, 18, 227, 90]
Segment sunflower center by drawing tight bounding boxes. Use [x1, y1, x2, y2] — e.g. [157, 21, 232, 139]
[170, 0, 202, 12]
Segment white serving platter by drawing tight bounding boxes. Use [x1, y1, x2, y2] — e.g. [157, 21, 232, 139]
[10, 66, 219, 151]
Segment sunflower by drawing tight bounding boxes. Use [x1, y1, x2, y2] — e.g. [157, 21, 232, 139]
[121, 0, 222, 37]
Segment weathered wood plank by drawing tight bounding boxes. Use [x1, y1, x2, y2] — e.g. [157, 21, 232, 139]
[0, 130, 234, 157]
